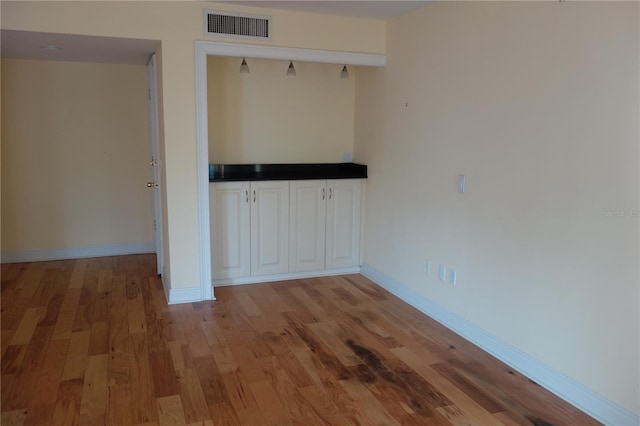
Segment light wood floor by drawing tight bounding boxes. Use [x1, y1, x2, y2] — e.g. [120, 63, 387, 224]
[1, 254, 599, 425]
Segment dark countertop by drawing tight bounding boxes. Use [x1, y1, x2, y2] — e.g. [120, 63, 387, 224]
[209, 163, 367, 182]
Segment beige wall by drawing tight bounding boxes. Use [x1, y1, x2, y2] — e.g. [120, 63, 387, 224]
[1, 1, 385, 289]
[355, 1, 639, 414]
[208, 56, 355, 164]
[1, 59, 153, 251]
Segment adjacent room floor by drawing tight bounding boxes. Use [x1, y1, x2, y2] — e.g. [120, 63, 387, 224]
[1, 254, 599, 425]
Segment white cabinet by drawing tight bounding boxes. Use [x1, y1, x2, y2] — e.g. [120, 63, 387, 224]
[210, 181, 250, 280]
[289, 179, 361, 272]
[210, 181, 289, 280]
[325, 179, 362, 269]
[250, 181, 290, 276]
[289, 180, 327, 272]
[211, 178, 362, 284]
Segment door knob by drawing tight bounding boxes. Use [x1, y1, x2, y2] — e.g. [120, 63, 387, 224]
[147, 182, 158, 188]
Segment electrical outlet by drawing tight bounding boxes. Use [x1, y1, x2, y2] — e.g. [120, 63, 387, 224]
[438, 264, 447, 282]
[449, 269, 457, 286]
[425, 259, 431, 275]
[342, 152, 353, 163]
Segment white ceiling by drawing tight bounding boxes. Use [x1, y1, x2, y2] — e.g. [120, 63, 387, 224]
[219, 1, 430, 20]
[1, 30, 159, 64]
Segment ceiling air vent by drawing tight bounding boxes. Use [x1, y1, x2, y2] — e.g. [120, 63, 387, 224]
[204, 10, 272, 41]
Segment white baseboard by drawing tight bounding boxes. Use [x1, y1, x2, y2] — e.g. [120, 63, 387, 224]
[167, 287, 202, 305]
[360, 263, 639, 426]
[0, 242, 155, 264]
[212, 267, 361, 287]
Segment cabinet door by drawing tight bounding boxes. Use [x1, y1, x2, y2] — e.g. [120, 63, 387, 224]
[251, 181, 290, 276]
[289, 180, 326, 272]
[326, 179, 362, 269]
[210, 182, 250, 279]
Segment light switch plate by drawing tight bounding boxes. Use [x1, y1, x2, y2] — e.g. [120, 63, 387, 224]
[438, 264, 447, 282]
[457, 175, 466, 193]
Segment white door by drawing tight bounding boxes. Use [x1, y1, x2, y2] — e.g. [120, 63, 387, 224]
[251, 181, 290, 276]
[326, 179, 362, 269]
[210, 182, 251, 279]
[289, 180, 326, 272]
[147, 54, 164, 276]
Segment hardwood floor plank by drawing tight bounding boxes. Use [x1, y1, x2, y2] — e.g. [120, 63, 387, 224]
[157, 395, 187, 426]
[69, 259, 88, 289]
[106, 384, 133, 426]
[247, 380, 290, 426]
[30, 268, 59, 308]
[150, 350, 179, 398]
[1, 262, 25, 281]
[79, 354, 109, 422]
[176, 368, 212, 423]
[200, 321, 238, 374]
[130, 333, 158, 424]
[192, 357, 228, 408]
[1, 344, 28, 374]
[1, 409, 28, 426]
[127, 283, 148, 334]
[178, 304, 212, 359]
[88, 282, 111, 324]
[108, 271, 132, 387]
[339, 378, 401, 426]
[87, 321, 109, 355]
[221, 372, 266, 425]
[9, 307, 46, 345]
[208, 401, 241, 426]
[40, 294, 64, 327]
[307, 320, 362, 367]
[24, 338, 69, 425]
[52, 289, 82, 340]
[430, 361, 507, 414]
[231, 287, 263, 317]
[62, 331, 91, 380]
[2, 296, 30, 331]
[1, 329, 16, 359]
[17, 268, 45, 299]
[168, 341, 193, 372]
[297, 385, 351, 425]
[1, 256, 600, 426]
[221, 331, 268, 383]
[51, 378, 83, 426]
[392, 347, 505, 426]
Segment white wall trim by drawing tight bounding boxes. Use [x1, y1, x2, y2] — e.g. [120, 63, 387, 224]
[195, 40, 214, 302]
[0, 242, 154, 264]
[360, 263, 639, 426]
[194, 41, 386, 66]
[195, 40, 386, 303]
[213, 267, 360, 287]
[168, 287, 203, 305]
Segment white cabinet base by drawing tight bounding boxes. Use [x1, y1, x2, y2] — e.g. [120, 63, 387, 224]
[212, 266, 361, 287]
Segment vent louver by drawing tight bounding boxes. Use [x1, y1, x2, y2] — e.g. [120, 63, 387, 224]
[204, 10, 272, 40]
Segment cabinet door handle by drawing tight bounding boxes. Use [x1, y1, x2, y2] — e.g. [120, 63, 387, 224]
[245, 190, 249, 203]
[322, 188, 325, 200]
[329, 187, 332, 200]
[253, 190, 256, 203]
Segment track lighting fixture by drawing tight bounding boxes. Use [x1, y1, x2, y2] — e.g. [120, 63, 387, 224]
[240, 57, 250, 74]
[287, 61, 296, 76]
[340, 65, 349, 79]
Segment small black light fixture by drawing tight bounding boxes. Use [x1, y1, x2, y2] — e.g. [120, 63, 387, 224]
[239, 57, 250, 74]
[340, 65, 349, 79]
[287, 61, 296, 76]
